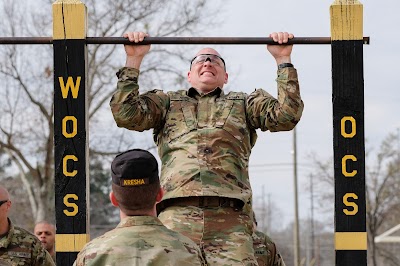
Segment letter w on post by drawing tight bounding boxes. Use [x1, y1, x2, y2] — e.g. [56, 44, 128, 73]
[59, 76, 81, 99]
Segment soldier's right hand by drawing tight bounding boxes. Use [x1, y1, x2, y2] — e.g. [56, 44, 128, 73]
[123, 32, 151, 58]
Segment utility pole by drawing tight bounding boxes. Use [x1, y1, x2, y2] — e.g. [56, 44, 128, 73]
[262, 185, 266, 232]
[310, 174, 315, 264]
[397, 128, 400, 162]
[267, 193, 271, 234]
[293, 128, 301, 266]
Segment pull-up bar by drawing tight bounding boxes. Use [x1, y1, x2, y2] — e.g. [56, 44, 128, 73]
[0, 36, 370, 45]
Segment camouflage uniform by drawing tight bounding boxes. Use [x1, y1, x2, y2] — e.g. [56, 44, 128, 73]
[252, 230, 286, 266]
[110, 66, 303, 265]
[158, 205, 256, 265]
[73, 216, 206, 266]
[0, 219, 55, 266]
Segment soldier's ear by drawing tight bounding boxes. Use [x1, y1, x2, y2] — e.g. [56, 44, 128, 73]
[109, 191, 119, 207]
[155, 187, 164, 203]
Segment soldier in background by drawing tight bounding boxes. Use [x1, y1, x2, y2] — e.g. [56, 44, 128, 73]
[0, 185, 55, 266]
[110, 31, 303, 265]
[252, 212, 286, 266]
[73, 149, 206, 266]
[34, 221, 56, 262]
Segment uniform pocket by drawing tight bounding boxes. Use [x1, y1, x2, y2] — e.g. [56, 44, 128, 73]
[217, 97, 252, 148]
[163, 100, 197, 143]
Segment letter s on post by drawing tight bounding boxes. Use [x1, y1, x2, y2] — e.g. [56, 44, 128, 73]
[63, 194, 79, 216]
[343, 193, 358, 215]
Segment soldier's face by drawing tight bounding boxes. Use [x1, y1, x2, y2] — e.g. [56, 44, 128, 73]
[34, 223, 55, 251]
[187, 48, 228, 93]
[0, 201, 10, 222]
[0, 189, 11, 222]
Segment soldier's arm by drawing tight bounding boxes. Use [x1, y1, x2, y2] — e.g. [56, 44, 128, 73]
[72, 250, 86, 266]
[110, 67, 170, 131]
[246, 67, 304, 132]
[180, 238, 208, 266]
[35, 248, 55, 266]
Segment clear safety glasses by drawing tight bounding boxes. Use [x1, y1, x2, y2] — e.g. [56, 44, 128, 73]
[0, 200, 9, 207]
[190, 54, 226, 70]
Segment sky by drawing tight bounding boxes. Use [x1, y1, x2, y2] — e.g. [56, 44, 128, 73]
[202, 0, 400, 229]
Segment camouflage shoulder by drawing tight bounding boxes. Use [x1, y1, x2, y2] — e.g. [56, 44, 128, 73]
[226, 91, 247, 100]
[142, 89, 170, 104]
[248, 88, 274, 99]
[167, 89, 188, 99]
[263, 234, 276, 246]
[147, 89, 165, 94]
[12, 226, 41, 245]
[13, 226, 55, 265]
[161, 227, 204, 258]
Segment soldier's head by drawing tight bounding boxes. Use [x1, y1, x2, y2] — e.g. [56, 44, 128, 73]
[0, 186, 11, 226]
[34, 221, 56, 255]
[187, 47, 229, 93]
[110, 149, 163, 216]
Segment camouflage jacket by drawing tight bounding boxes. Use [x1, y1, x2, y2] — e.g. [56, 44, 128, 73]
[253, 230, 286, 266]
[0, 219, 55, 266]
[73, 216, 206, 266]
[110, 67, 303, 208]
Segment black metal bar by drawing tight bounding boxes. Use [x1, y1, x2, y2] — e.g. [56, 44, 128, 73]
[0, 37, 53, 44]
[0, 36, 371, 45]
[87, 37, 340, 45]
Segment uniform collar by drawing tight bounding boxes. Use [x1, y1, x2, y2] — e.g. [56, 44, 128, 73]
[117, 216, 163, 228]
[188, 87, 224, 98]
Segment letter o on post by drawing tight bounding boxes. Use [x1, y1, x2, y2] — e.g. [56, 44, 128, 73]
[341, 116, 356, 138]
[62, 116, 77, 138]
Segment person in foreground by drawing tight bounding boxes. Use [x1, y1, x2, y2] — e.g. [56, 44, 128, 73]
[0, 185, 55, 266]
[73, 149, 206, 266]
[34, 221, 56, 262]
[110, 31, 303, 265]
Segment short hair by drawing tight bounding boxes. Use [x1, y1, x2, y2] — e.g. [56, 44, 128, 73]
[112, 182, 160, 214]
[35, 220, 55, 226]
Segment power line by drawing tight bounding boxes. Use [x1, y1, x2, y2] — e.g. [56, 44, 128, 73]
[250, 162, 314, 168]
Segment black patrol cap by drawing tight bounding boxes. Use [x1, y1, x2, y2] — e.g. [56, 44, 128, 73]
[111, 149, 159, 187]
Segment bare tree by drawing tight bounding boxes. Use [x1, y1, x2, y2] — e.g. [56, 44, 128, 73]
[365, 133, 400, 266]
[307, 132, 400, 265]
[0, 0, 221, 223]
[267, 218, 335, 266]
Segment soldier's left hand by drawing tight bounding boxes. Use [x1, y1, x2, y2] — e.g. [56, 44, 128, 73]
[267, 32, 294, 63]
